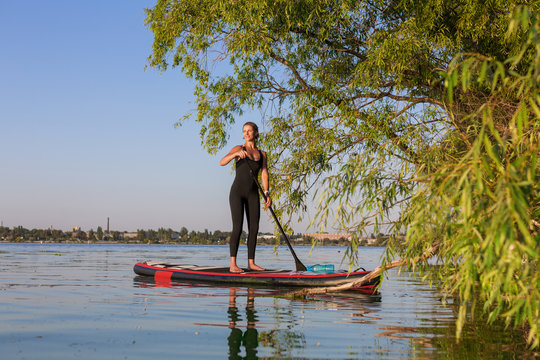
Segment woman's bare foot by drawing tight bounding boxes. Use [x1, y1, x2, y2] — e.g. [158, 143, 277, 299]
[230, 265, 244, 273]
[230, 256, 244, 273]
[248, 260, 265, 271]
[248, 265, 265, 271]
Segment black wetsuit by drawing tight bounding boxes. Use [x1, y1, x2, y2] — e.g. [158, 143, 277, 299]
[229, 149, 263, 259]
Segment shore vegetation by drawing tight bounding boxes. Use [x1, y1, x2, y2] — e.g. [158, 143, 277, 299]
[0, 226, 389, 247]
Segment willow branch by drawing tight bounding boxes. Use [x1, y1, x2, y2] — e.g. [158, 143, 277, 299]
[269, 51, 311, 90]
[283, 242, 440, 297]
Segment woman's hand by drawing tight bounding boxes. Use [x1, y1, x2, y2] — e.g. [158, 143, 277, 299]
[264, 194, 272, 208]
[236, 148, 248, 159]
[220, 145, 245, 166]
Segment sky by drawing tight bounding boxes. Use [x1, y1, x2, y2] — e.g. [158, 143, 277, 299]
[0, 0, 304, 233]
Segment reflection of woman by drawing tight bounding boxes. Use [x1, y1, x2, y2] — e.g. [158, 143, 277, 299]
[220, 122, 271, 273]
[227, 288, 258, 359]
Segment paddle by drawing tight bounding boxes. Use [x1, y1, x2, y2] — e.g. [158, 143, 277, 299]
[242, 148, 307, 271]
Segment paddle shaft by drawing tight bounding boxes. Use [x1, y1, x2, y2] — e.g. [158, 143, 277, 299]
[263, 202, 308, 272]
[242, 151, 307, 271]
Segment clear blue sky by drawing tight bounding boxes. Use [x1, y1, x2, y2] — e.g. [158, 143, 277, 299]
[0, 0, 296, 233]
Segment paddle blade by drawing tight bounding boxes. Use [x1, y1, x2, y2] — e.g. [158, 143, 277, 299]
[295, 260, 307, 272]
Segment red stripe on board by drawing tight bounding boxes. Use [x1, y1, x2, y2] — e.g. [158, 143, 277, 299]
[155, 271, 173, 282]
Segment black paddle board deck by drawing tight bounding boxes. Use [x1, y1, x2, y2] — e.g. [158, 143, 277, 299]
[134, 261, 379, 293]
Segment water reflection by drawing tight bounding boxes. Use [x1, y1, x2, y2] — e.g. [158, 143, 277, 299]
[227, 288, 259, 359]
[131, 272, 539, 360]
[133, 276, 303, 356]
[133, 276, 381, 358]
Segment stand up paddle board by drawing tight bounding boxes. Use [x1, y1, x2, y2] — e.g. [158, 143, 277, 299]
[133, 261, 379, 294]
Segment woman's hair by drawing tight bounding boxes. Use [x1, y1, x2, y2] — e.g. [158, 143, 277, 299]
[243, 121, 259, 139]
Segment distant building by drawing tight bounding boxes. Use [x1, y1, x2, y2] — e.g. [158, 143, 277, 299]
[304, 233, 353, 241]
[303, 233, 380, 245]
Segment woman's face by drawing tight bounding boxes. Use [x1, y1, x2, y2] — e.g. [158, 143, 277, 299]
[243, 125, 256, 141]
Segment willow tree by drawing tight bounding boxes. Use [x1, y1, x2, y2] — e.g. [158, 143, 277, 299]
[145, 1, 539, 345]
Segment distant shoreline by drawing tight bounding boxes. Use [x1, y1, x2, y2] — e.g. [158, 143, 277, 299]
[0, 238, 387, 247]
[0, 226, 389, 247]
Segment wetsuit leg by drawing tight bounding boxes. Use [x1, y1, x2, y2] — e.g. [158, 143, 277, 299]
[245, 189, 260, 260]
[229, 191, 245, 258]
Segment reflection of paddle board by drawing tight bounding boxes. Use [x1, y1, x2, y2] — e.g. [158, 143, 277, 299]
[133, 261, 380, 294]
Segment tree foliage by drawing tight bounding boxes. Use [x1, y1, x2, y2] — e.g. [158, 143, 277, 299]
[399, 6, 540, 345]
[145, 0, 539, 345]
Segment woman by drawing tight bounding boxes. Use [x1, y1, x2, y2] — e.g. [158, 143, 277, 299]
[220, 122, 272, 273]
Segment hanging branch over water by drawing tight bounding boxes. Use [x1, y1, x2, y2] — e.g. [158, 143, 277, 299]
[284, 243, 440, 298]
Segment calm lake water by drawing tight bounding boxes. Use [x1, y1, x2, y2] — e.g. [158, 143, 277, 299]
[0, 243, 536, 359]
